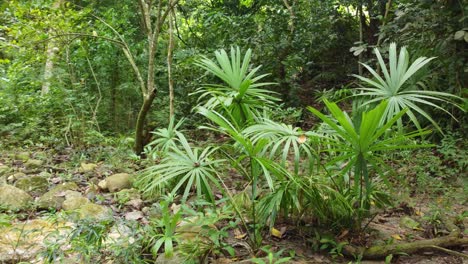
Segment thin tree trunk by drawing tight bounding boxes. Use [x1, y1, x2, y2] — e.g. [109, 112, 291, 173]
[110, 52, 119, 132]
[358, 2, 364, 76]
[133, 0, 179, 154]
[167, 9, 175, 120]
[41, 0, 63, 96]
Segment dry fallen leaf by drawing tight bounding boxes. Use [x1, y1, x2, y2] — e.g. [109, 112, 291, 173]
[233, 228, 247, 239]
[391, 234, 402, 240]
[271, 227, 283, 238]
[337, 229, 349, 240]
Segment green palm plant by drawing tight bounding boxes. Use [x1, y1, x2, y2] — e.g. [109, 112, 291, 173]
[308, 100, 431, 226]
[144, 117, 185, 159]
[243, 119, 316, 175]
[136, 131, 223, 202]
[198, 106, 291, 248]
[353, 42, 461, 132]
[194, 47, 280, 126]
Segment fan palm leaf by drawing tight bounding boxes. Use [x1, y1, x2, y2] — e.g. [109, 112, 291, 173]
[353, 43, 462, 132]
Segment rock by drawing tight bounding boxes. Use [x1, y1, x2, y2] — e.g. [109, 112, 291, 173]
[64, 190, 82, 199]
[176, 216, 217, 241]
[62, 196, 90, 211]
[15, 151, 30, 161]
[14, 176, 49, 196]
[37, 182, 79, 209]
[0, 165, 10, 176]
[0, 185, 33, 211]
[104, 223, 137, 250]
[114, 188, 141, 204]
[24, 159, 44, 169]
[51, 176, 62, 184]
[98, 179, 107, 190]
[38, 171, 52, 178]
[85, 184, 99, 200]
[7, 172, 26, 183]
[155, 251, 183, 264]
[124, 211, 144, 221]
[80, 162, 97, 173]
[146, 203, 164, 219]
[125, 199, 144, 209]
[0, 219, 72, 263]
[78, 203, 112, 221]
[102, 173, 133, 193]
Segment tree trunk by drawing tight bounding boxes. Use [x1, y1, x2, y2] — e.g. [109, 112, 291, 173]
[134, 92, 157, 155]
[41, 0, 63, 96]
[167, 10, 175, 120]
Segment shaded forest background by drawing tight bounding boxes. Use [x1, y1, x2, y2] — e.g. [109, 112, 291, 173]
[0, 0, 466, 148]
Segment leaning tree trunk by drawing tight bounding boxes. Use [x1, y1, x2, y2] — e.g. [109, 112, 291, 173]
[134, 92, 157, 154]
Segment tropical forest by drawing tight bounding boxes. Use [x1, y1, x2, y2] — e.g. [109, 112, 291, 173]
[0, 0, 467, 263]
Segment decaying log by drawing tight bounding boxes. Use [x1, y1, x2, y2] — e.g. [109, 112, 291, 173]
[343, 217, 468, 259]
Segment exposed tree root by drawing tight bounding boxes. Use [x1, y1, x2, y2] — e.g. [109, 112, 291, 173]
[343, 217, 468, 259]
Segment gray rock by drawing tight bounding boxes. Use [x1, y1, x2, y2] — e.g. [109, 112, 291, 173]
[124, 211, 144, 221]
[0, 185, 33, 211]
[37, 182, 79, 209]
[25, 159, 44, 169]
[14, 176, 49, 196]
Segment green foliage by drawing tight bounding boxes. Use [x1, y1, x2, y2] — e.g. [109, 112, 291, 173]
[317, 235, 348, 258]
[250, 246, 292, 264]
[308, 100, 431, 227]
[178, 201, 236, 262]
[68, 219, 113, 262]
[194, 47, 280, 126]
[143, 117, 185, 160]
[145, 199, 181, 258]
[136, 131, 223, 202]
[244, 119, 316, 175]
[353, 43, 462, 132]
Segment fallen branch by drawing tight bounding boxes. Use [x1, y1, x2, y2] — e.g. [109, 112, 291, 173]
[343, 217, 468, 259]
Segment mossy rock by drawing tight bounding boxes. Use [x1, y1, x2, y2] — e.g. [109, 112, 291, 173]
[114, 188, 141, 204]
[37, 182, 79, 209]
[7, 172, 26, 183]
[15, 176, 49, 196]
[25, 159, 44, 169]
[15, 152, 30, 162]
[62, 196, 90, 211]
[0, 165, 10, 177]
[78, 203, 112, 221]
[79, 163, 97, 173]
[0, 185, 33, 211]
[100, 173, 133, 193]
